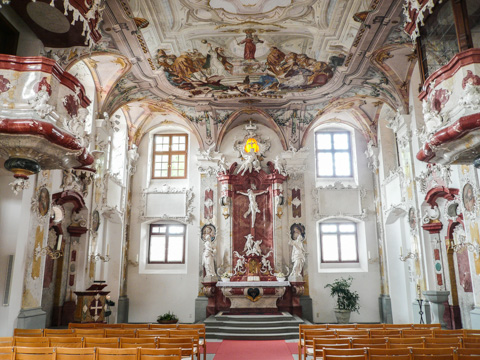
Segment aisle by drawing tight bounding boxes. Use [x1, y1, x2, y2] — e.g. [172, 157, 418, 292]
[211, 340, 296, 360]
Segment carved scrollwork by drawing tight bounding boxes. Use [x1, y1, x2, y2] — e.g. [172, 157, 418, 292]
[139, 185, 195, 224]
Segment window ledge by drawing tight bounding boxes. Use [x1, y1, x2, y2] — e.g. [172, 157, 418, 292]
[139, 263, 187, 275]
[318, 261, 367, 273]
[315, 177, 358, 189]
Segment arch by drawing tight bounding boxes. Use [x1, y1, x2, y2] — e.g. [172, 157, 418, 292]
[52, 190, 86, 213]
[217, 108, 288, 151]
[425, 186, 459, 208]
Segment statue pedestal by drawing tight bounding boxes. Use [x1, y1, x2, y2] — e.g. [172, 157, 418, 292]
[217, 281, 289, 313]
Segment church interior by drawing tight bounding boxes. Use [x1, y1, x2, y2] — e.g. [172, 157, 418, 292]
[2, 0, 480, 350]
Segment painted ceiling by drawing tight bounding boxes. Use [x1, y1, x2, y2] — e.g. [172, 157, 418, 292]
[28, 0, 415, 147]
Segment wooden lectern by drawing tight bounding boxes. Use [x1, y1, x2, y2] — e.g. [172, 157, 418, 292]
[74, 281, 110, 323]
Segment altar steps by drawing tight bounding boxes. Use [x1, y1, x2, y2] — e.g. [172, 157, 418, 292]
[204, 312, 305, 340]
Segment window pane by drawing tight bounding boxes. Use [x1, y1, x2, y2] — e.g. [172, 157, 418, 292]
[420, 1, 458, 78]
[317, 153, 333, 176]
[151, 225, 167, 234]
[321, 224, 337, 233]
[155, 136, 170, 152]
[316, 133, 332, 150]
[177, 169, 185, 177]
[150, 235, 166, 262]
[340, 235, 357, 261]
[167, 236, 184, 262]
[333, 133, 349, 150]
[171, 136, 186, 151]
[322, 234, 339, 261]
[334, 152, 351, 176]
[467, 0, 480, 48]
[339, 224, 355, 233]
[169, 225, 185, 234]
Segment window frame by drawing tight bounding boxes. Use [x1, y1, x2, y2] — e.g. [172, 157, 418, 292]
[417, 0, 476, 83]
[151, 133, 188, 180]
[319, 221, 359, 264]
[148, 223, 186, 264]
[315, 130, 353, 178]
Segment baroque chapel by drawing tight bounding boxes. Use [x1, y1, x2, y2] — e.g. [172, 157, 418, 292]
[1, 0, 480, 335]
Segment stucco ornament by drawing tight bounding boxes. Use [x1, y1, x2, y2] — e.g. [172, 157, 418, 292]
[128, 144, 139, 176]
[459, 81, 480, 109]
[365, 140, 379, 172]
[243, 234, 262, 256]
[233, 251, 246, 275]
[9, 177, 30, 195]
[422, 100, 443, 134]
[29, 84, 54, 118]
[260, 250, 274, 275]
[237, 149, 261, 176]
[422, 206, 440, 224]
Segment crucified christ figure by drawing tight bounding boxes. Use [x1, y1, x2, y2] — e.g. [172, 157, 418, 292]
[236, 185, 268, 228]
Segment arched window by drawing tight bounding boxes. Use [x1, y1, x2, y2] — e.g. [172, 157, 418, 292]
[319, 221, 358, 263]
[315, 124, 356, 182]
[151, 133, 188, 179]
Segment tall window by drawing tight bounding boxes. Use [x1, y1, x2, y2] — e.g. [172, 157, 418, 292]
[319, 222, 358, 263]
[152, 134, 188, 179]
[315, 131, 352, 177]
[148, 223, 186, 264]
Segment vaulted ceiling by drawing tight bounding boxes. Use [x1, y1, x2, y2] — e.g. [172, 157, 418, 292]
[13, 0, 416, 147]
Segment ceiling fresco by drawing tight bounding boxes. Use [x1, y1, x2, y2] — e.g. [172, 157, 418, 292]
[134, 0, 367, 98]
[27, 0, 415, 146]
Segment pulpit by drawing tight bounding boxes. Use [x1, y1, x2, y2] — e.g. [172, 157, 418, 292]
[74, 281, 110, 323]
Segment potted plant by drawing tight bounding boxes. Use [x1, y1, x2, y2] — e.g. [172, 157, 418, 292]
[157, 311, 178, 324]
[274, 271, 286, 281]
[324, 276, 360, 324]
[221, 271, 233, 282]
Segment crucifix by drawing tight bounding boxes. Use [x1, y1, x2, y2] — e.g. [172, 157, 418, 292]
[236, 184, 268, 228]
[90, 298, 103, 321]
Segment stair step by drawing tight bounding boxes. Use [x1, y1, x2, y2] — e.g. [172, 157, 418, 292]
[205, 312, 304, 340]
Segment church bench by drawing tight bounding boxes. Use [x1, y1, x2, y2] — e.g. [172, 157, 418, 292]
[454, 348, 480, 360]
[47, 337, 82, 348]
[176, 325, 205, 360]
[322, 348, 368, 360]
[386, 337, 425, 349]
[0, 340, 13, 347]
[43, 330, 75, 338]
[136, 330, 169, 338]
[74, 330, 105, 338]
[95, 347, 137, 360]
[13, 338, 49, 348]
[366, 347, 411, 360]
[311, 338, 351, 360]
[12, 331, 43, 338]
[0, 347, 14, 360]
[14, 347, 55, 360]
[56, 347, 96, 360]
[156, 337, 196, 360]
[410, 347, 455, 360]
[82, 337, 120, 348]
[350, 338, 387, 349]
[104, 330, 136, 339]
[119, 337, 156, 349]
[138, 347, 182, 360]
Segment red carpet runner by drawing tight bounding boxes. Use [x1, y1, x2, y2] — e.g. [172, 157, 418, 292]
[212, 340, 295, 360]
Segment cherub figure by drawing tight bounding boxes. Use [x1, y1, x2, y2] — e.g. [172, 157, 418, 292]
[233, 251, 246, 274]
[237, 149, 261, 176]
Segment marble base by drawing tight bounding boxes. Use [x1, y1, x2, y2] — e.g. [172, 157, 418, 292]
[300, 295, 313, 323]
[117, 296, 129, 323]
[219, 283, 287, 310]
[17, 307, 46, 329]
[379, 295, 392, 324]
[195, 296, 208, 323]
[470, 306, 480, 329]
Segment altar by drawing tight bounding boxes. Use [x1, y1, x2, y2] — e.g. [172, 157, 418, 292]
[199, 121, 308, 318]
[216, 281, 289, 313]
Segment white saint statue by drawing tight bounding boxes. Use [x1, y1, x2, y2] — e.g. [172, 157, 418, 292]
[237, 185, 268, 228]
[201, 225, 216, 278]
[289, 224, 307, 279]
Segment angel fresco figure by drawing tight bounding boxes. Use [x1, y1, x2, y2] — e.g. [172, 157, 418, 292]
[237, 185, 268, 228]
[237, 29, 263, 60]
